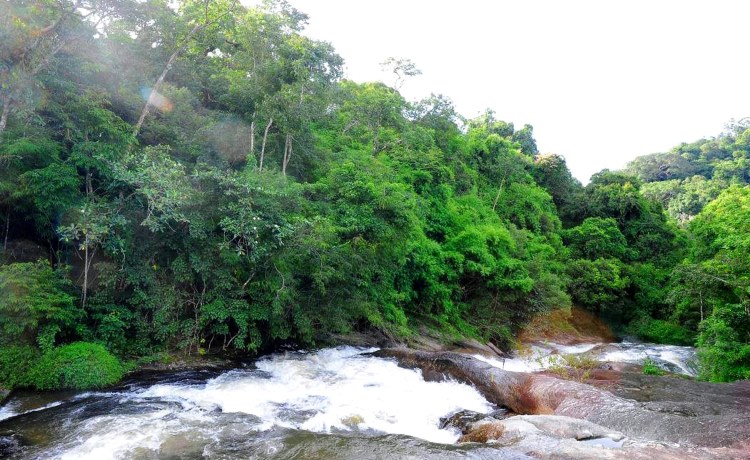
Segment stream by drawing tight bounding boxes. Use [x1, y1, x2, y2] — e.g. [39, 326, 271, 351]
[0, 342, 699, 459]
[473, 340, 698, 376]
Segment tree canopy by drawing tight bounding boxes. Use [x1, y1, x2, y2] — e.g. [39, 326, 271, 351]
[1, 0, 748, 389]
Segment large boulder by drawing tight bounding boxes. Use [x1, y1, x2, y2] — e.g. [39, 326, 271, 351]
[460, 415, 734, 460]
[374, 349, 750, 451]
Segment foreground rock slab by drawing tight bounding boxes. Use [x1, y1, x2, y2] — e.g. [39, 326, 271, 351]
[375, 348, 750, 457]
[465, 414, 741, 460]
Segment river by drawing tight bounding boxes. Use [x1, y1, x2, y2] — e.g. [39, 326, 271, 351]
[473, 340, 698, 376]
[0, 342, 699, 459]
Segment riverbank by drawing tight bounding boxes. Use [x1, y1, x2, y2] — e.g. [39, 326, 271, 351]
[2, 343, 748, 459]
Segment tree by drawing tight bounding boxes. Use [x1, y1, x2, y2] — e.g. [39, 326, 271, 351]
[563, 217, 630, 260]
[132, 0, 240, 137]
[58, 200, 125, 310]
[0, 260, 81, 350]
[567, 258, 630, 320]
[688, 186, 750, 381]
[0, 0, 129, 136]
[380, 57, 421, 90]
[532, 154, 584, 227]
[512, 124, 538, 156]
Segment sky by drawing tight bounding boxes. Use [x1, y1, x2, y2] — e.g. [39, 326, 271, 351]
[287, 0, 750, 182]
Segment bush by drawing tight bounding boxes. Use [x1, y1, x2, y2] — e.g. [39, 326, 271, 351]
[696, 309, 750, 382]
[629, 317, 694, 346]
[27, 342, 124, 390]
[0, 346, 39, 389]
[0, 260, 81, 348]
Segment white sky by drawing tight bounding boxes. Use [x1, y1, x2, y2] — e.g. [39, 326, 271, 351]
[288, 0, 750, 182]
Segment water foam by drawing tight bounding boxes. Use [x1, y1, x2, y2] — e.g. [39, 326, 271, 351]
[38, 347, 492, 459]
[138, 346, 492, 442]
[0, 400, 63, 422]
[599, 342, 698, 375]
[475, 341, 698, 377]
[474, 342, 601, 373]
[0, 405, 16, 422]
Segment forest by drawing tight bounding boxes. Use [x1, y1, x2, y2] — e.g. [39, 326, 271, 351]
[1, 0, 748, 391]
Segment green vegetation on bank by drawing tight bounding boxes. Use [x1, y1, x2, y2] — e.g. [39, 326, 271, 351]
[1, 0, 748, 390]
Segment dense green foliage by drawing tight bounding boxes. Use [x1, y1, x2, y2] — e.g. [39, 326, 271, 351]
[627, 119, 750, 222]
[27, 342, 124, 390]
[623, 124, 750, 381]
[0, 261, 81, 351]
[1, 0, 748, 387]
[0, 346, 39, 389]
[627, 318, 694, 346]
[0, 342, 123, 390]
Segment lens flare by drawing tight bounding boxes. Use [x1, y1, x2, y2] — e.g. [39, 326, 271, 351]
[140, 87, 173, 113]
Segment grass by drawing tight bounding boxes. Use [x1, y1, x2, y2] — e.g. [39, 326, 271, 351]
[642, 357, 666, 376]
[539, 353, 600, 382]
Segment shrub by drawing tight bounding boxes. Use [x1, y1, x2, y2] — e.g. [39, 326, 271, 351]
[696, 309, 750, 382]
[27, 342, 124, 390]
[629, 317, 694, 346]
[0, 346, 39, 389]
[0, 261, 81, 349]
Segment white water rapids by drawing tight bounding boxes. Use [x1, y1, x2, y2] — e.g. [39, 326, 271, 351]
[1, 347, 494, 459]
[474, 341, 698, 376]
[0, 342, 700, 459]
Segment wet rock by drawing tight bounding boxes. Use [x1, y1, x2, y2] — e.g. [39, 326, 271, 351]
[340, 414, 365, 427]
[335, 326, 506, 358]
[477, 415, 734, 459]
[511, 415, 625, 442]
[641, 401, 697, 417]
[489, 408, 512, 419]
[271, 430, 534, 460]
[440, 408, 512, 434]
[158, 432, 210, 458]
[459, 422, 506, 443]
[327, 329, 399, 349]
[0, 435, 20, 456]
[439, 410, 497, 433]
[376, 348, 750, 450]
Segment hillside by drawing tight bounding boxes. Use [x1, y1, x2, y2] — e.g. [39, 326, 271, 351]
[0, 0, 748, 390]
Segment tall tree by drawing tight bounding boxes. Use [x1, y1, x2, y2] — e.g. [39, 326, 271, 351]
[132, 0, 239, 137]
[0, 0, 128, 136]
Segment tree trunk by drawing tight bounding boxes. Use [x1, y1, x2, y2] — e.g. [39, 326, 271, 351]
[85, 169, 93, 196]
[132, 29, 195, 138]
[259, 118, 273, 171]
[132, 1, 239, 138]
[3, 209, 9, 252]
[82, 242, 90, 310]
[0, 95, 11, 137]
[249, 119, 255, 159]
[492, 176, 507, 211]
[0, 10, 70, 138]
[282, 133, 292, 176]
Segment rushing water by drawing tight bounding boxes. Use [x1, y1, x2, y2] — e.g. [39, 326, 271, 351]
[0, 347, 528, 460]
[0, 342, 699, 459]
[597, 342, 698, 375]
[474, 341, 698, 376]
